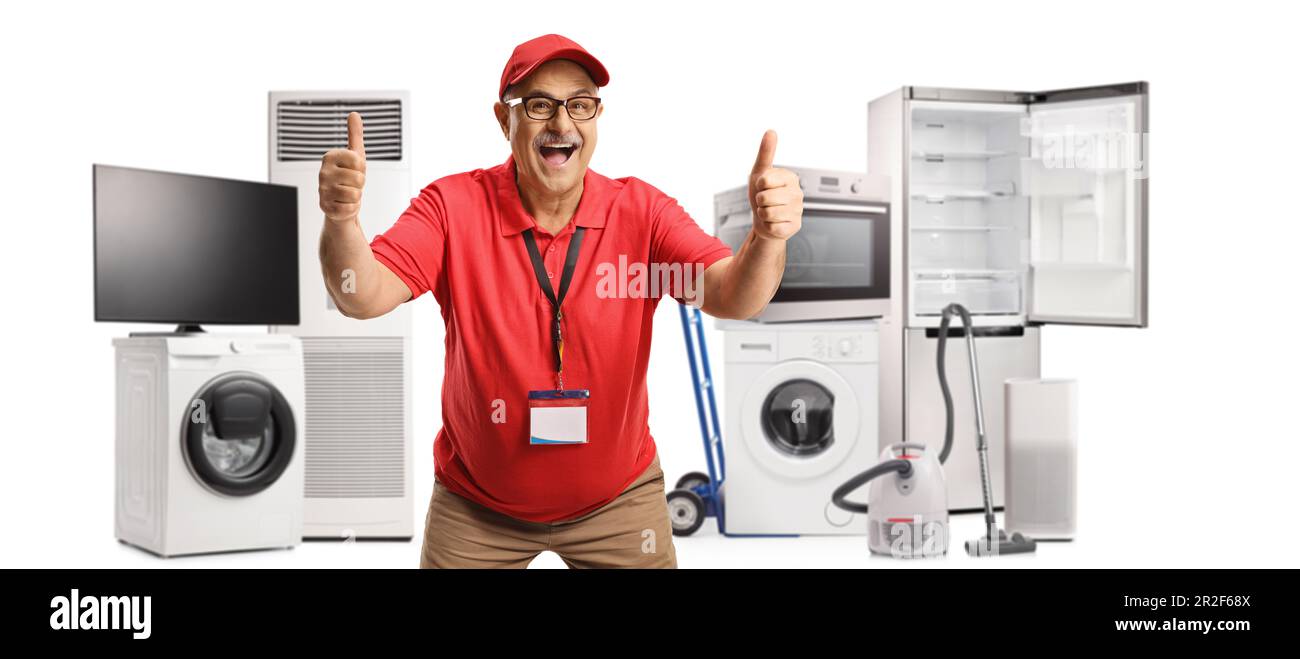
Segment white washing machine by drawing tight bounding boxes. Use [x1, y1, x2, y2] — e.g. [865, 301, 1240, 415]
[113, 334, 304, 557]
[721, 320, 879, 535]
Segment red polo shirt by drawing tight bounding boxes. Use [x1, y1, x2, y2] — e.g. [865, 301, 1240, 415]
[370, 155, 732, 523]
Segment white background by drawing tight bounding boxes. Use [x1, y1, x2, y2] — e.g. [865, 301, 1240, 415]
[2, 0, 1297, 568]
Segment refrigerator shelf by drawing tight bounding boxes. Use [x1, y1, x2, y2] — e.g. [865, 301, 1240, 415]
[1030, 261, 1130, 271]
[911, 225, 1014, 232]
[911, 191, 1017, 203]
[911, 181, 1018, 203]
[912, 268, 1023, 279]
[912, 150, 1017, 162]
[912, 271, 1023, 317]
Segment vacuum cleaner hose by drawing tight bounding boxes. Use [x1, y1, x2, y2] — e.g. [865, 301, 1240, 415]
[828, 302, 970, 516]
[935, 303, 973, 465]
[830, 459, 914, 513]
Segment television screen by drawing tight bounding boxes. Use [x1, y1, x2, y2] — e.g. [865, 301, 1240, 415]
[94, 165, 299, 326]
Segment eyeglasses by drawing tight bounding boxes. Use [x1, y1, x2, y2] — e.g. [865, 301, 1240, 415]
[504, 95, 602, 121]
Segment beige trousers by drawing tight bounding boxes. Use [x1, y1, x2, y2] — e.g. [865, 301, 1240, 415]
[419, 454, 678, 568]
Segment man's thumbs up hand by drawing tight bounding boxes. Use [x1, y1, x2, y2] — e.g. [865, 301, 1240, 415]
[347, 111, 365, 159]
[747, 130, 802, 242]
[319, 112, 368, 224]
[751, 129, 777, 176]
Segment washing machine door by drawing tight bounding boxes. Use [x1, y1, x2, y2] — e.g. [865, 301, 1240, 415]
[740, 359, 860, 479]
[183, 372, 296, 497]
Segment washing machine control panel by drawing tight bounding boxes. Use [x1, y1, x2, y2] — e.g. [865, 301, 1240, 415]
[723, 323, 880, 364]
[789, 330, 877, 363]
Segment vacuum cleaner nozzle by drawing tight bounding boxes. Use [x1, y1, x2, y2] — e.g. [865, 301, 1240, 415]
[965, 530, 1037, 557]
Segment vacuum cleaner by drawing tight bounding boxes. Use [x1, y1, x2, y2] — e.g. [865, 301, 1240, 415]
[832, 302, 1036, 558]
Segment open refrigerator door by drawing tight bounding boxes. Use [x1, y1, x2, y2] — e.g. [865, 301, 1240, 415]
[1024, 88, 1149, 327]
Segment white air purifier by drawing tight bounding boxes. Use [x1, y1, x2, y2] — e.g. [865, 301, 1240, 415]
[1004, 377, 1078, 540]
[268, 91, 414, 540]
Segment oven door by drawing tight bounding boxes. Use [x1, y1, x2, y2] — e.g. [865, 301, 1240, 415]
[718, 200, 890, 322]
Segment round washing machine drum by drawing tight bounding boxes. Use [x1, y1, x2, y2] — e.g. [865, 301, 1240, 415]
[740, 359, 861, 479]
[183, 372, 296, 497]
[761, 379, 836, 456]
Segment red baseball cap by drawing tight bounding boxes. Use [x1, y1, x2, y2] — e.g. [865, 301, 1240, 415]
[498, 34, 610, 100]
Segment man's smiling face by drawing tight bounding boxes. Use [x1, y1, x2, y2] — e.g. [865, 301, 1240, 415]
[494, 59, 603, 197]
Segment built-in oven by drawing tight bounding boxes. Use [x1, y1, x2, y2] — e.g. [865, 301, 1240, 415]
[715, 167, 890, 322]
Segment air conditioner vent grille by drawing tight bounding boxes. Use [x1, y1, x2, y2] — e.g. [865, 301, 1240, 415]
[276, 99, 402, 162]
[302, 337, 407, 498]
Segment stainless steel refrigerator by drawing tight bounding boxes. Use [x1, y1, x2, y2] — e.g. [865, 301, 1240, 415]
[868, 82, 1149, 511]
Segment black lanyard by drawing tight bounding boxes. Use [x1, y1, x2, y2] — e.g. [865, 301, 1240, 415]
[521, 225, 587, 388]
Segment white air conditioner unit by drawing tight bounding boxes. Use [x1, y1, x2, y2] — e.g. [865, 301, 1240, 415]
[268, 91, 414, 540]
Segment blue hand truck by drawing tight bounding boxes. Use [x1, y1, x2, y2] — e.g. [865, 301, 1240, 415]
[667, 304, 727, 536]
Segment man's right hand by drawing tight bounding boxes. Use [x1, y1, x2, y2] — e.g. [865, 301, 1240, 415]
[319, 111, 367, 223]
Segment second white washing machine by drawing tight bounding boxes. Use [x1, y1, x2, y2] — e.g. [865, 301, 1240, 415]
[720, 320, 879, 535]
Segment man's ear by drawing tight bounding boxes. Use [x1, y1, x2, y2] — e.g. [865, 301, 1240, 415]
[493, 102, 510, 140]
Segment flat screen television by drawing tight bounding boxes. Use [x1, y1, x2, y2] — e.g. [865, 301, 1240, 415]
[94, 165, 300, 328]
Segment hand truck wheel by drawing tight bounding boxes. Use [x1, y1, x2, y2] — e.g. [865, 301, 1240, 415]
[666, 488, 706, 536]
[675, 471, 711, 493]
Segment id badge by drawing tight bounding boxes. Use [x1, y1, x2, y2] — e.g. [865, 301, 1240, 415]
[528, 389, 590, 445]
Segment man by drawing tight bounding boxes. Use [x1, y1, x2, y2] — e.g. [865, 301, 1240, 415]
[317, 34, 801, 568]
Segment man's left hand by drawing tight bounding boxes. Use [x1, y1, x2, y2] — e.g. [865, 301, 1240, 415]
[747, 130, 803, 242]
